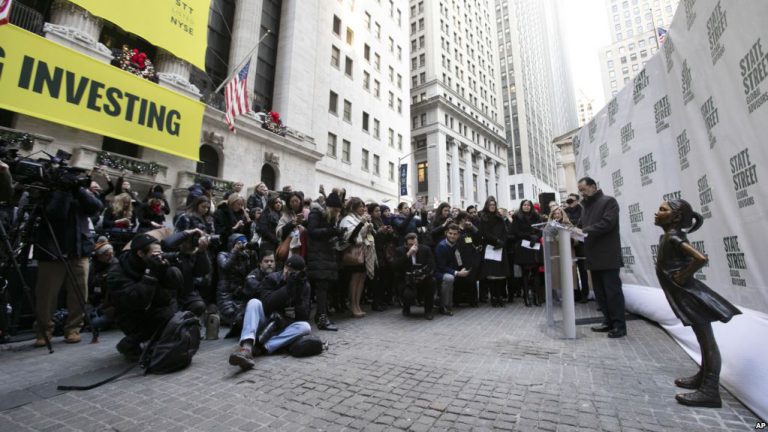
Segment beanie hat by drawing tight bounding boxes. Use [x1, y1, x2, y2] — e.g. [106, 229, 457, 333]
[94, 236, 113, 255]
[325, 192, 343, 208]
[200, 179, 213, 191]
[130, 233, 159, 252]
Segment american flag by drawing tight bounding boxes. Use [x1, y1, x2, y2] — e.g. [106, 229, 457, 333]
[224, 60, 251, 131]
[0, 0, 13, 26]
[657, 27, 668, 46]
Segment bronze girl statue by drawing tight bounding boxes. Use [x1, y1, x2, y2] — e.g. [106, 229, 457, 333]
[654, 199, 741, 408]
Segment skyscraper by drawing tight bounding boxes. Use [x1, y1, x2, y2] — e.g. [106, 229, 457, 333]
[600, 0, 679, 100]
[273, 0, 410, 201]
[495, 0, 577, 206]
[408, 0, 509, 209]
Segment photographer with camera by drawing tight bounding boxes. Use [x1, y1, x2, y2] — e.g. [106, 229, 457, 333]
[228, 255, 312, 370]
[87, 237, 117, 331]
[107, 234, 183, 358]
[216, 233, 257, 325]
[394, 233, 436, 320]
[160, 228, 211, 318]
[33, 172, 104, 346]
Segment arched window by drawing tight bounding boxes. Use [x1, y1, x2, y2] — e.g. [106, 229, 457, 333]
[260, 164, 276, 190]
[197, 145, 220, 177]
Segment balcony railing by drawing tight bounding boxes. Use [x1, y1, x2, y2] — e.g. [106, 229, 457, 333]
[10, 2, 44, 35]
[95, 151, 163, 177]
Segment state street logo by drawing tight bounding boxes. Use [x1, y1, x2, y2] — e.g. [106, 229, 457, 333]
[741, 38, 768, 114]
[677, 129, 691, 170]
[697, 174, 714, 219]
[612, 169, 624, 197]
[730, 147, 759, 209]
[654, 95, 671, 133]
[707, 1, 727, 65]
[633, 70, 649, 104]
[700, 96, 719, 148]
[662, 36, 675, 73]
[608, 98, 619, 126]
[681, 60, 695, 105]
[620, 122, 635, 153]
[663, 190, 682, 202]
[684, 0, 697, 30]
[573, 134, 581, 157]
[650, 244, 659, 265]
[588, 120, 597, 143]
[628, 203, 643, 233]
[621, 245, 635, 274]
[723, 235, 747, 287]
[690, 238, 709, 281]
[639, 152, 657, 186]
[599, 142, 609, 168]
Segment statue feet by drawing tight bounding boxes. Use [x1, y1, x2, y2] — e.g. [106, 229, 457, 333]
[674, 371, 702, 389]
[675, 390, 722, 408]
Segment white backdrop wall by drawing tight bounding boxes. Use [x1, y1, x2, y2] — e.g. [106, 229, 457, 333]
[574, 0, 768, 419]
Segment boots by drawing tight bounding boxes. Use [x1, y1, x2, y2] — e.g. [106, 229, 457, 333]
[316, 314, 338, 331]
[674, 370, 702, 389]
[675, 373, 722, 408]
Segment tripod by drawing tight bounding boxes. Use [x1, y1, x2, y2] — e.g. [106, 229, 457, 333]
[0, 189, 97, 352]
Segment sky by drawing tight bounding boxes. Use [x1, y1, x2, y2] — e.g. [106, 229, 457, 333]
[556, 0, 612, 111]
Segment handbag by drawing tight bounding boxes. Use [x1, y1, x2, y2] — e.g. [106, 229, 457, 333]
[341, 243, 364, 266]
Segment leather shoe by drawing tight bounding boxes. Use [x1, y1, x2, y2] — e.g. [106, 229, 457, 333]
[316, 314, 338, 331]
[607, 328, 627, 338]
[590, 323, 612, 332]
[228, 346, 255, 370]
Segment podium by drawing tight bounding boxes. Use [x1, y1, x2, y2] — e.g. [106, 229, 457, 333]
[536, 221, 585, 339]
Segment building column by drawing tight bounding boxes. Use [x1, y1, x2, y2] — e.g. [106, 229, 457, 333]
[448, 139, 460, 206]
[476, 151, 487, 205]
[44, 0, 112, 63]
[228, 0, 264, 105]
[426, 132, 444, 206]
[155, 49, 201, 99]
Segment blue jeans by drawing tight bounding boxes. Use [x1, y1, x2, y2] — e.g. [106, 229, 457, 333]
[240, 299, 310, 353]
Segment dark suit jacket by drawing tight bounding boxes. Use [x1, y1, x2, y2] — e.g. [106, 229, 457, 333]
[393, 244, 435, 281]
[580, 189, 622, 270]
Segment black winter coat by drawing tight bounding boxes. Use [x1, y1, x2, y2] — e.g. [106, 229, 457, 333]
[508, 211, 543, 267]
[216, 249, 254, 320]
[478, 211, 509, 278]
[257, 209, 281, 253]
[306, 204, 341, 281]
[255, 272, 311, 321]
[174, 212, 213, 234]
[393, 244, 435, 282]
[213, 206, 250, 249]
[247, 192, 268, 212]
[580, 189, 623, 270]
[35, 188, 103, 260]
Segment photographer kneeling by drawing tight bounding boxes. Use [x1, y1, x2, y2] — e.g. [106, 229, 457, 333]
[160, 228, 211, 318]
[228, 255, 311, 370]
[107, 234, 182, 358]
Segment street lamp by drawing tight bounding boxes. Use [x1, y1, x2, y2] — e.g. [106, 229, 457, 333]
[397, 144, 436, 202]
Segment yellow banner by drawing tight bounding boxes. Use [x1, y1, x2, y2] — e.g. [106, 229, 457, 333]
[69, 0, 210, 70]
[0, 25, 203, 161]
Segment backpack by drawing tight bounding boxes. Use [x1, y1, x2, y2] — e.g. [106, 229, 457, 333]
[288, 335, 325, 357]
[140, 311, 201, 374]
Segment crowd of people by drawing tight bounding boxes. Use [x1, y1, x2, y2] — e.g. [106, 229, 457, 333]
[19, 162, 626, 371]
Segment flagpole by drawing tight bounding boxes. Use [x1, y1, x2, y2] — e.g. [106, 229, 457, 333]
[649, 8, 660, 50]
[214, 29, 271, 94]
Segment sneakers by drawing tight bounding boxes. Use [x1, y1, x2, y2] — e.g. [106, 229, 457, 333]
[64, 330, 81, 344]
[316, 314, 338, 331]
[228, 346, 255, 370]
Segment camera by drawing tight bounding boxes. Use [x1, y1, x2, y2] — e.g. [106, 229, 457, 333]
[160, 252, 181, 262]
[189, 231, 221, 248]
[405, 264, 428, 285]
[0, 139, 90, 192]
[566, 198, 575, 204]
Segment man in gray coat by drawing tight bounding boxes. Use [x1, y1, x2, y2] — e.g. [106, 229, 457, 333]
[577, 177, 626, 338]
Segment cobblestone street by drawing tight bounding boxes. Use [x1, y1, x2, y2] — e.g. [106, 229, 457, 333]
[0, 301, 761, 431]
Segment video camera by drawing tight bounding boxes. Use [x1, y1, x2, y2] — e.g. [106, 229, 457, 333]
[0, 138, 90, 193]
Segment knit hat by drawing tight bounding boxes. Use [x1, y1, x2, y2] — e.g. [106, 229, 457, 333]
[130, 233, 159, 252]
[325, 192, 343, 208]
[285, 254, 306, 271]
[200, 179, 213, 191]
[94, 236, 113, 255]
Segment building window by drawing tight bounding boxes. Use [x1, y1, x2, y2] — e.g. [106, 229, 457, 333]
[417, 161, 428, 192]
[397, 134, 403, 150]
[346, 27, 354, 45]
[362, 149, 369, 171]
[345, 57, 353, 78]
[389, 162, 395, 181]
[373, 79, 380, 97]
[388, 128, 394, 147]
[363, 71, 370, 90]
[373, 154, 380, 176]
[388, 91, 394, 108]
[364, 11, 371, 29]
[331, 45, 340, 67]
[333, 15, 341, 35]
[509, 185, 516, 200]
[397, 98, 402, 114]
[329, 91, 338, 114]
[397, 74, 402, 89]
[373, 118, 380, 139]
[327, 133, 337, 158]
[342, 140, 351, 163]
[420, 113, 426, 126]
[364, 44, 370, 61]
[459, 168, 465, 198]
[343, 99, 352, 122]
[375, 22, 381, 39]
[517, 183, 524, 199]
[374, 53, 381, 70]
[362, 112, 370, 132]
[446, 162, 452, 193]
